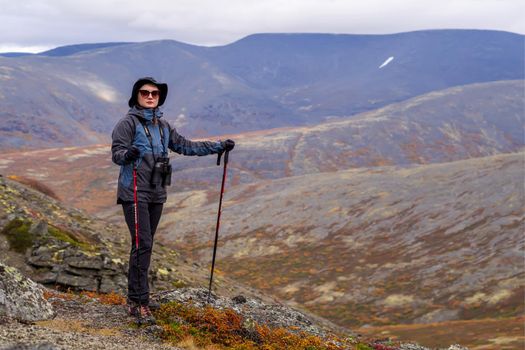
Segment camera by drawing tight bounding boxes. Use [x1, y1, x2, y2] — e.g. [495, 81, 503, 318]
[151, 157, 172, 187]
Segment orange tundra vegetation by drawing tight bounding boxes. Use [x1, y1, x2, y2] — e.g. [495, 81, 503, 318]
[155, 301, 355, 349]
[43, 289, 126, 305]
[7, 175, 60, 200]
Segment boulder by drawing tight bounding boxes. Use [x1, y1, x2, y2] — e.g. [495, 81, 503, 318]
[0, 262, 54, 322]
[32, 271, 58, 284]
[56, 273, 98, 291]
[26, 241, 127, 293]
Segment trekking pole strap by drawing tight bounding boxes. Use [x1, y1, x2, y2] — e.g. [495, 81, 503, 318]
[217, 150, 229, 166]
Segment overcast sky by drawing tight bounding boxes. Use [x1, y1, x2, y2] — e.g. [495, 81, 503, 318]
[1, 0, 524, 53]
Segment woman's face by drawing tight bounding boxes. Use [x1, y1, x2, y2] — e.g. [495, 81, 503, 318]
[137, 83, 160, 108]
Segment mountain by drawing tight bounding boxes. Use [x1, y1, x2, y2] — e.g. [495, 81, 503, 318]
[200, 30, 524, 117]
[0, 30, 523, 149]
[1, 80, 522, 214]
[156, 152, 524, 330]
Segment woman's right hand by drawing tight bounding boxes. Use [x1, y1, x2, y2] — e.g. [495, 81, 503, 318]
[124, 145, 141, 162]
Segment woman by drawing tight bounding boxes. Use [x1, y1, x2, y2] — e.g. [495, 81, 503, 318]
[111, 77, 234, 324]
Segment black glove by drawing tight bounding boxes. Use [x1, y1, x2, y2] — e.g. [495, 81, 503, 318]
[222, 139, 235, 152]
[124, 145, 140, 162]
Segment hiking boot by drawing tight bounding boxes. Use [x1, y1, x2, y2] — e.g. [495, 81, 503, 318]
[127, 300, 139, 317]
[138, 305, 156, 325]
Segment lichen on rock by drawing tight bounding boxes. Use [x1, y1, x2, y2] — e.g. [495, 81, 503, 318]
[0, 262, 55, 322]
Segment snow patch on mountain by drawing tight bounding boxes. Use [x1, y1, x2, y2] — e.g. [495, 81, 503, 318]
[379, 56, 394, 69]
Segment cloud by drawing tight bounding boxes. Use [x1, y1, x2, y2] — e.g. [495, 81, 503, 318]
[0, 0, 523, 52]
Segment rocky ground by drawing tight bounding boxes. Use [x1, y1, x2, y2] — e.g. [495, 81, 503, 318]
[0, 287, 468, 350]
[0, 286, 338, 350]
[0, 296, 178, 350]
[0, 257, 468, 350]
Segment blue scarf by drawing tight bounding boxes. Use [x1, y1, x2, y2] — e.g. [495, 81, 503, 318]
[129, 106, 163, 122]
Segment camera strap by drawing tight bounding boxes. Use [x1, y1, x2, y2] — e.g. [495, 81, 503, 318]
[141, 121, 166, 160]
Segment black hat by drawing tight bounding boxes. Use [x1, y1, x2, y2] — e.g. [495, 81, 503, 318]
[128, 77, 168, 108]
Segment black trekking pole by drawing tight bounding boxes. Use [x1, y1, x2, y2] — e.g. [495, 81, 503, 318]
[132, 163, 142, 324]
[207, 150, 229, 303]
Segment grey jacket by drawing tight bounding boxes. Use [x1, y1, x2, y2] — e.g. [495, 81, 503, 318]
[111, 107, 224, 203]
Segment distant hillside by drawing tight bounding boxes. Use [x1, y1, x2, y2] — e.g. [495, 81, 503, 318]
[157, 152, 524, 329]
[0, 80, 522, 214]
[0, 29, 523, 149]
[0, 43, 135, 58]
[0, 52, 34, 58]
[37, 42, 134, 57]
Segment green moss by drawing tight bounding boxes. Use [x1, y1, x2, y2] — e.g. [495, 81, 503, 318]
[356, 344, 373, 350]
[171, 280, 187, 288]
[48, 225, 91, 250]
[1, 218, 35, 253]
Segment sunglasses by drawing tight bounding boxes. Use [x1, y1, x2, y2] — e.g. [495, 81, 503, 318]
[139, 89, 160, 98]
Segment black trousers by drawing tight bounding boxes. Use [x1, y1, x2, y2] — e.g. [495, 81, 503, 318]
[122, 201, 163, 305]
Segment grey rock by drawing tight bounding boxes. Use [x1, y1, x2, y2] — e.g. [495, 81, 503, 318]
[27, 256, 55, 268]
[0, 262, 55, 322]
[101, 255, 123, 271]
[56, 273, 98, 291]
[26, 243, 128, 293]
[99, 276, 126, 294]
[31, 246, 53, 257]
[32, 271, 58, 284]
[63, 265, 99, 277]
[27, 255, 55, 268]
[66, 256, 103, 270]
[399, 344, 431, 350]
[26, 244, 128, 293]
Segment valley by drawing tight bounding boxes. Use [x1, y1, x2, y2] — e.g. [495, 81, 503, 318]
[0, 30, 523, 349]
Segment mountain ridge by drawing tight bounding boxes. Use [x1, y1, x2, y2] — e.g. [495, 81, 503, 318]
[0, 29, 523, 149]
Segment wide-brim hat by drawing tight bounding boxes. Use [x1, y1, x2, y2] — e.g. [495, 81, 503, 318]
[128, 77, 168, 107]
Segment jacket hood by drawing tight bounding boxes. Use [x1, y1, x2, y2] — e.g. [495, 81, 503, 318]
[128, 77, 168, 108]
